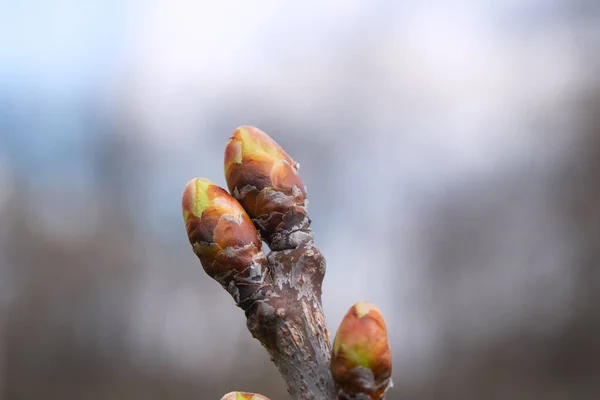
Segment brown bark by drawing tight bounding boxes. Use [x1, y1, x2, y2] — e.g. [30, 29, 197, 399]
[239, 224, 337, 400]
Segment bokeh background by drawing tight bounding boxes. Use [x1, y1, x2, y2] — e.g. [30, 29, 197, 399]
[1, 1, 600, 399]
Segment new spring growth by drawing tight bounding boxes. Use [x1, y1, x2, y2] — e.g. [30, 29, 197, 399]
[220, 392, 271, 400]
[182, 178, 268, 303]
[224, 126, 309, 249]
[330, 302, 393, 400]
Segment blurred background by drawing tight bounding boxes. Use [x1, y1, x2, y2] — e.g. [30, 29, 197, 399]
[1, 1, 600, 399]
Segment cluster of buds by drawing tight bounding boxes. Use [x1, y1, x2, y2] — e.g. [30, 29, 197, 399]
[220, 392, 270, 400]
[182, 127, 393, 400]
[224, 126, 310, 250]
[330, 302, 393, 400]
[182, 178, 268, 308]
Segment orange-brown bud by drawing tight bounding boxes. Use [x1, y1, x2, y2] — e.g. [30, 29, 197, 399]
[220, 392, 271, 400]
[224, 126, 309, 249]
[330, 302, 392, 400]
[182, 178, 267, 299]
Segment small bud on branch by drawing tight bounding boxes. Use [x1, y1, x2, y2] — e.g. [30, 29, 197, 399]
[220, 392, 271, 400]
[330, 302, 392, 400]
[182, 178, 268, 308]
[224, 126, 310, 250]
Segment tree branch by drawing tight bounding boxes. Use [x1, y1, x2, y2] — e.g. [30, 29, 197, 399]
[183, 126, 392, 400]
[245, 240, 335, 399]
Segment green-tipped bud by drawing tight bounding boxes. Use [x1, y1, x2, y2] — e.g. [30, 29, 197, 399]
[224, 126, 309, 249]
[223, 126, 305, 216]
[220, 392, 271, 400]
[330, 302, 392, 400]
[182, 178, 268, 301]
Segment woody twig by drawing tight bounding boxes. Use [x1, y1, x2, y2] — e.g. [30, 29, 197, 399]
[182, 126, 392, 400]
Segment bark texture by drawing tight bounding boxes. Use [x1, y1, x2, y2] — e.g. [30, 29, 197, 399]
[239, 222, 337, 399]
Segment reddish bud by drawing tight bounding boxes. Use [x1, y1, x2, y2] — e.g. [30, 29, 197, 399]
[182, 178, 267, 298]
[220, 392, 270, 400]
[330, 302, 392, 400]
[224, 126, 309, 249]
